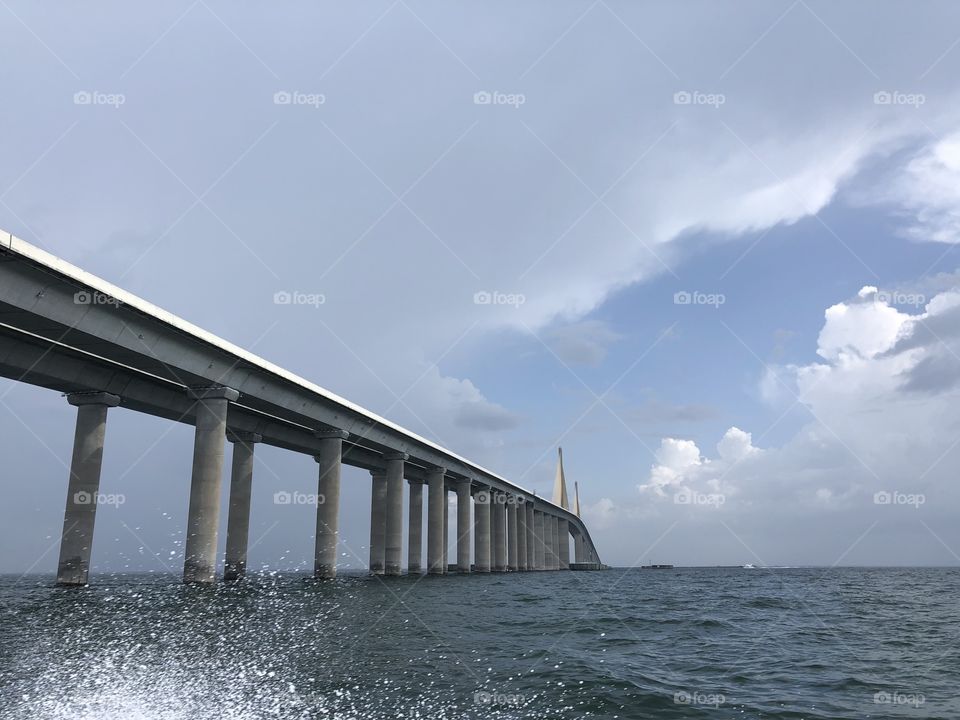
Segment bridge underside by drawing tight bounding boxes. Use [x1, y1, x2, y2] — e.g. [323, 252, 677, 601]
[0, 234, 603, 583]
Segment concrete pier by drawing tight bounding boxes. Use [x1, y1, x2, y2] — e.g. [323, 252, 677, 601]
[314, 429, 348, 579]
[492, 493, 506, 572]
[534, 511, 545, 570]
[525, 503, 535, 570]
[516, 500, 528, 571]
[56, 391, 120, 586]
[442, 487, 449, 573]
[456, 479, 471, 572]
[183, 387, 239, 584]
[558, 517, 570, 570]
[407, 480, 423, 574]
[507, 499, 519, 571]
[369, 470, 387, 574]
[549, 515, 560, 570]
[223, 431, 261, 582]
[427, 467, 445, 574]
[474, 487, 491, 572]
[383, 452, 407, 575]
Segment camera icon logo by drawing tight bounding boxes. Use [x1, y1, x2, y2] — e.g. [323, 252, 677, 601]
[473, 91, 492, 105]
[673, 91, 692, 105]
[273, 91, 292, 105]
[673, 487, 693, 505]
[274, 491, 292, 505]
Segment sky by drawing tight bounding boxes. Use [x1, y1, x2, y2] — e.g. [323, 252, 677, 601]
[2, 1, 960, 571]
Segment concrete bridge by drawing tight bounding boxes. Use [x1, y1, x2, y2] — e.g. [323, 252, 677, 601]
[0, 231, 602, 584]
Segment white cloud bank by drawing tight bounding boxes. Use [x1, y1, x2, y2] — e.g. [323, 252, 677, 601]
[593, 283, 960, 547]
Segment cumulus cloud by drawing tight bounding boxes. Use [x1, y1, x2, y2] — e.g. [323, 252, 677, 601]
[883, 131, 960, 243]
[627, 282, 960, 541]
[639, 437, 703, 496]
[638, 427, 759, 500]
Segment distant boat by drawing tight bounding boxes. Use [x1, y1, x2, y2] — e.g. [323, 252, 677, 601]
[641, 564, 674, 569]
[742, 563, 756, 569]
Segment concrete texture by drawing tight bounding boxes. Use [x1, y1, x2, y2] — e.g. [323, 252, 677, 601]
[56, 392, 120, 586]
[183, 387, 239, 584]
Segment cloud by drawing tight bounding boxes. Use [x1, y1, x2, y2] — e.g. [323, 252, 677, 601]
[882, 131, 960, 243]
[638, 437, 703, 496]
[453, 400, 520, 431]
[620, 281, 960, 555]
[544, 320, 622, 367]
[583, 497, 617, 530]
[816, 286, 910, 361]
[417, 367, 521, 433]
[716, 427, 759, 463]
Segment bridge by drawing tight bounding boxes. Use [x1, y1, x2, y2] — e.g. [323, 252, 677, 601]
[0, 231, 602, 584]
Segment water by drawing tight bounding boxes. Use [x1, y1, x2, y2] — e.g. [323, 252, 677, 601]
[0, 568, 957, 719]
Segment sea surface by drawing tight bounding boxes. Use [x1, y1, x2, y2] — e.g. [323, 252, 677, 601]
[0, 567, 956, 719]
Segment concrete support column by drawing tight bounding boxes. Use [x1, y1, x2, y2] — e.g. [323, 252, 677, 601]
[516, 498, 527, 571]
[369, 470, 387, 574]
[491, 492, 506, 572]
[56, 392, 121, 586]
[407, 480, 423, 574]
[224, 431, 261, 582]
[426, 466, 446, 574]
[474, 486, 491, 572]
[534, 511, 545, 570]
[507, 499, 519, 571]
[549, 516, 560, 570]
[558, 518, 570, 569]
[456, 479, 472, 573]
[542, 513, 552, 570]
[314, 429, 349, 579]
[183, 387, 239, 584]
[383, 452, 408, 576]
[544, 515, 553, 570]
[525, 503, 535, 570]
[443, 487, 449, 573]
